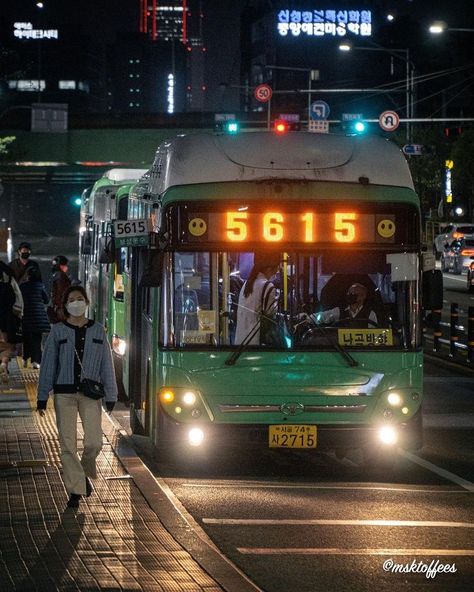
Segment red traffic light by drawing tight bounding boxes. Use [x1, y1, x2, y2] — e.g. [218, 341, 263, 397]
[274, 119, 289, 134]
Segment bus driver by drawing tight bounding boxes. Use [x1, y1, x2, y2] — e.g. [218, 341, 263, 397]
[310, 283, 378, 328]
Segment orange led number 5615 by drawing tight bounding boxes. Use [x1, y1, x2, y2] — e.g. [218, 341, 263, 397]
[225, 211, 358, 243]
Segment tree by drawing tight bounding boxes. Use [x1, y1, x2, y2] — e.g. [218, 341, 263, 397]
[391, 126, 446, 219]
[0, 136, 15, 158]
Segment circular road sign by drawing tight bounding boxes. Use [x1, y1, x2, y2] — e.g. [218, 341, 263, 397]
[254, 84, 273, 103]
[310, 100, 330, 121]
[379, 110, 400, 132]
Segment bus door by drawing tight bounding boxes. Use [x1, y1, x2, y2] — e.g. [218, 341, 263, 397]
[129, 247, 153, 435]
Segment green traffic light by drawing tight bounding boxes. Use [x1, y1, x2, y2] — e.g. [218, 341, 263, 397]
[73, 197, 82, 207]
[226, 122, 239, 133]
[353, 121, 366, 133]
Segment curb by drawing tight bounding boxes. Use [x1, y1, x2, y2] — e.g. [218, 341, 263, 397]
[102, 413, 262, 592]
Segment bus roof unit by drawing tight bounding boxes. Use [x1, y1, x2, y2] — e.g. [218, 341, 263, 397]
[148, 132, 414, 196]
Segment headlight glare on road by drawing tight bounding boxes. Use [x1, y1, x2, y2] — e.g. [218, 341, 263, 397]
[188, 427, 204, 446]
[378, 426, 398, 445]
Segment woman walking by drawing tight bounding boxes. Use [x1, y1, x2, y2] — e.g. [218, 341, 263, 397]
[37, 286, 117, 508]
[20, 267, 50, 369]
[0, 261, 23, 382]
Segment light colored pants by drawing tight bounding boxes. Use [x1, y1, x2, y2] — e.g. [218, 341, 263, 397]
[54, 393, 103, 495]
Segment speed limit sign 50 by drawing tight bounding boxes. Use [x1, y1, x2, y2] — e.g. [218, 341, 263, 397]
[254, 84, 273, 103]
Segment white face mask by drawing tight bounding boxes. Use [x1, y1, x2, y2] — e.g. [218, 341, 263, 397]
[66, 300, 87, 317]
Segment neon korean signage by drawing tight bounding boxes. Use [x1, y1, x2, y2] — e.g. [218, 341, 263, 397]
[167, 73, 175, 114]
[276, 9, 372, 37]
[13, 22, 58, 40]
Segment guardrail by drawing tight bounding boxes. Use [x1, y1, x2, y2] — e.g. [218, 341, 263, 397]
[426, 304, 474, 364]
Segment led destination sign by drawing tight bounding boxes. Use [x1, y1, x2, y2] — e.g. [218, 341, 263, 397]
[183, 210, 396, 244]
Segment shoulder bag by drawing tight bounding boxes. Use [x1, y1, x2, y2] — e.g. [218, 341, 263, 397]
[74, 345, 105, 400]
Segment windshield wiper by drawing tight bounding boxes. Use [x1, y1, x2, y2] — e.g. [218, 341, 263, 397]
[225, 317, 261, 366]
[300, 321, 358, 367]
[225, 298, 280, 366]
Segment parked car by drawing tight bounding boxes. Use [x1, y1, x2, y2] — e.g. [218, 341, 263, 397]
[440, 237, 474, 274]
[433, 224, 474, 259]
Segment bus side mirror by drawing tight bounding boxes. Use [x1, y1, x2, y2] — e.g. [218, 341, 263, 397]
[140, 249, 163, 287]
[422, 269, 443, 310]
[81, 231, 92, 255]
[99, 237, 115, 264]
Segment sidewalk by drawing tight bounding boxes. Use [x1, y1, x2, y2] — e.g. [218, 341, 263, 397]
[0, 360, 250, 592]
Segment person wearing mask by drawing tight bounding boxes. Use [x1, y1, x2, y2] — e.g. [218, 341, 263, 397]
[37, 286, 117, 508]
[9, 242, 40, 285]
[0, 261, 23, 382]
[234, 253, 280, 345]
[48, 255, 72, 323]
[310, 283, 378, 328]
[19, 267, 50, 369]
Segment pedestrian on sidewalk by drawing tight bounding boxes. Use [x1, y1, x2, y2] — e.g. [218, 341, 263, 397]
[48, 255, 72, 323]
[0, 261, 24, 382]
[9, 242, 41, 285]
[20, 267, 50, 369]
[37, 285, 118, 508]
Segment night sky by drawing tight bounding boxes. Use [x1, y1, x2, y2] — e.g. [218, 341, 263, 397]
[2, 0, 473, 111]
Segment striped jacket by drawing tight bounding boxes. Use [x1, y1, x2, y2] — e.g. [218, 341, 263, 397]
[37, 321, 118, 403]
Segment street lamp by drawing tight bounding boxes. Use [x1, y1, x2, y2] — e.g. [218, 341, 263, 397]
[429, 21, 474, 34]
[36, 1, 44, 103]
[338, 40, 414, 141]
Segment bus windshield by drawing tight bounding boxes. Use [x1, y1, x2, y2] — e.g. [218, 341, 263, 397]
[160, 249, 420, 351]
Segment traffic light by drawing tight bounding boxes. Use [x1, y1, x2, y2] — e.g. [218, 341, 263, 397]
[72, 196, 82, 207]
[344, 119, 367, 135]
[274, 119, 289, 134]
[225, 121, 240, 134]
[273, 117, 300, 133]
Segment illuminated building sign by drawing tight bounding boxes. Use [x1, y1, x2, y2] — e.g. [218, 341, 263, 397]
[180, 209, 397, 244]
[13, 22, 58, 40]
[167, 73, 175, 114]
[445, 160, 453, 204]
[276, 9, 372, 37]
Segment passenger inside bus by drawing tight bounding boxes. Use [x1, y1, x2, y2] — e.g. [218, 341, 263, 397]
[234, 253, 280, 345]
[166, 250, 415, 350]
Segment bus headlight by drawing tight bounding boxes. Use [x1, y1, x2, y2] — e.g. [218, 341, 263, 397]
[387, 392, 402, 407]
[158, 387, 212, 422]
[112, 336, 127, 356]
[188, 427, 204, 446]
[378, 426, 398, 445]
[183, 391, 197, 406]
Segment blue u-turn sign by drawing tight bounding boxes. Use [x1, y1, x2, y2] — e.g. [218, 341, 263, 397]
[310, 100, 330, 121]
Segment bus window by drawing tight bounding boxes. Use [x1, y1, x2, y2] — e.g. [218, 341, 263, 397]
[160, 249, 420, 351]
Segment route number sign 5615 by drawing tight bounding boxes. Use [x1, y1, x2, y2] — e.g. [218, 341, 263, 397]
[114, 219, 149, 238]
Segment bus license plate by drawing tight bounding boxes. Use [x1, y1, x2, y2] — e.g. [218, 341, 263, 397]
[269, 425, 317, 448]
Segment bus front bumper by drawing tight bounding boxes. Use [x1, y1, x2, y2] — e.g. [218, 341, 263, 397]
[158, 407, 423, 452]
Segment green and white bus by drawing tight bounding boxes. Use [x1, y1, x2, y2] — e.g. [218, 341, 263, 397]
[86, 132, 442, 460]
[78, 168, 148, 394]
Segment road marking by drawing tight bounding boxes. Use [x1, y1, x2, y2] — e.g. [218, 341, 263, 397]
[203, 518, 474, 528]
[237, 547, 474, 556]
[423, 413, 474, 428]
[183, 482, 468, 493]
[400, 450, 474, 492]
[424, 377, 474, 384]
[443, 274, 467, 283]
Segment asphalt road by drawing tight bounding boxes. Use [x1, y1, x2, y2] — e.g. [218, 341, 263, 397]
[147, 359, 474, 592]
